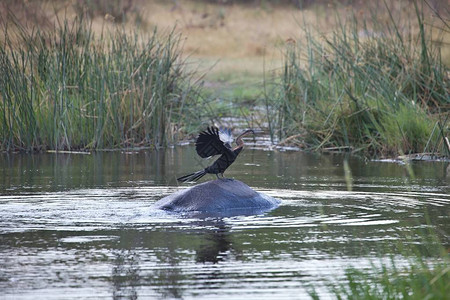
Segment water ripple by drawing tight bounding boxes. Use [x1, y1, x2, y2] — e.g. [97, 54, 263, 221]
[1, 184, 448, 299]
[1, 185, 447, 235]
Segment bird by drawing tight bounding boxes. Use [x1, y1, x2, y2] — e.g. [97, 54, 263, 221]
[177, 126, 255, 183]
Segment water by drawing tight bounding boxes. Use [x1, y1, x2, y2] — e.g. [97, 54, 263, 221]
[0, 147, 449, 299]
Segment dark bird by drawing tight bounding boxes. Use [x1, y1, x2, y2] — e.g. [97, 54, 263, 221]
[177, 126, 255, 183]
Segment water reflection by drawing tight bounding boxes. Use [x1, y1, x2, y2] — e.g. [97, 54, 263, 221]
[0, 148, 449, 299]
[112, 249, 139, 300]
[1, 149, 449, 193]
[195, 220, 233, 264]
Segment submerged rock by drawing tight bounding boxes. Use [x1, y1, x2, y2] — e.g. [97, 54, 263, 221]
[155, 179, 280, 214]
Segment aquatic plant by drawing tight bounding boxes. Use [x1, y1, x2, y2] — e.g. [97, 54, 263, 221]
[330, 260, 449, 299]
[0, 15, 202, 152]
[308, 223, 450, 300]
[265, 1, 449, 157]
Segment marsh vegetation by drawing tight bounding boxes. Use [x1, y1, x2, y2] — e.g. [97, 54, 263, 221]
[264, 2, 449, 158]
[1, 0, 448, 158]
[0, 17, 205, 152]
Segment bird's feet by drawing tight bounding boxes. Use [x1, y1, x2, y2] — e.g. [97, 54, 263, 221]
[221, 175, 234, 181]
[216, 174, 232, 181]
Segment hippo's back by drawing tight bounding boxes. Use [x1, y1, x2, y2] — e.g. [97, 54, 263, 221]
[154, 179, 280, 213]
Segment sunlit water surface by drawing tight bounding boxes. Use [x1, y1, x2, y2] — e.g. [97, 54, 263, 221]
[0, 148, 449, 299]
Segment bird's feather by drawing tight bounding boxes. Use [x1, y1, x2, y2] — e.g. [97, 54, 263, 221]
[195, 126, 230, 158]
[177, 169, 206, 182]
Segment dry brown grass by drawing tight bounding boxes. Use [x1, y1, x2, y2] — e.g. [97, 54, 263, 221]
[126, 1, 450, 80]
[1, 0, 448, 81]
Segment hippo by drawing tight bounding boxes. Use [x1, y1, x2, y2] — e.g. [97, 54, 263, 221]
[154, 179, 280, 216]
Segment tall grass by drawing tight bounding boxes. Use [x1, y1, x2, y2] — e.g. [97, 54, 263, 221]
[327, 259, 449, 299]
[309, 224, 450, 299]
[0, 15, 201, 152]
[266, 1, 449, 157]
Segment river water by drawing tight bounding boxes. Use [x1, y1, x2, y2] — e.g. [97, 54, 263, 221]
[0, 147, 449, 299]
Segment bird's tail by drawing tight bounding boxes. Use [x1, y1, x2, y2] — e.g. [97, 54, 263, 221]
[177, 169, 207, 183]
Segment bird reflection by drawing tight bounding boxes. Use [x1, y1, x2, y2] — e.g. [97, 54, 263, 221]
[112, 249, 140, 300]
[152, 218, 238, 298]
[109, 219, 239, 299]
[196, 222, 232, 264]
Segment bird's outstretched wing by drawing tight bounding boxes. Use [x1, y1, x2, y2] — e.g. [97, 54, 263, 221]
[195, 126, 232, 158]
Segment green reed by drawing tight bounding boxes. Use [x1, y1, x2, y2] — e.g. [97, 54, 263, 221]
[0, 16, 201, 152]
[266, 1, 449, 157]
[308, 222, 449, 300]
[329, 259, 449, 300]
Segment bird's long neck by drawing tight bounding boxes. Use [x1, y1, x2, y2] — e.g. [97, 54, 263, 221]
[232, 129, 254, 151]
